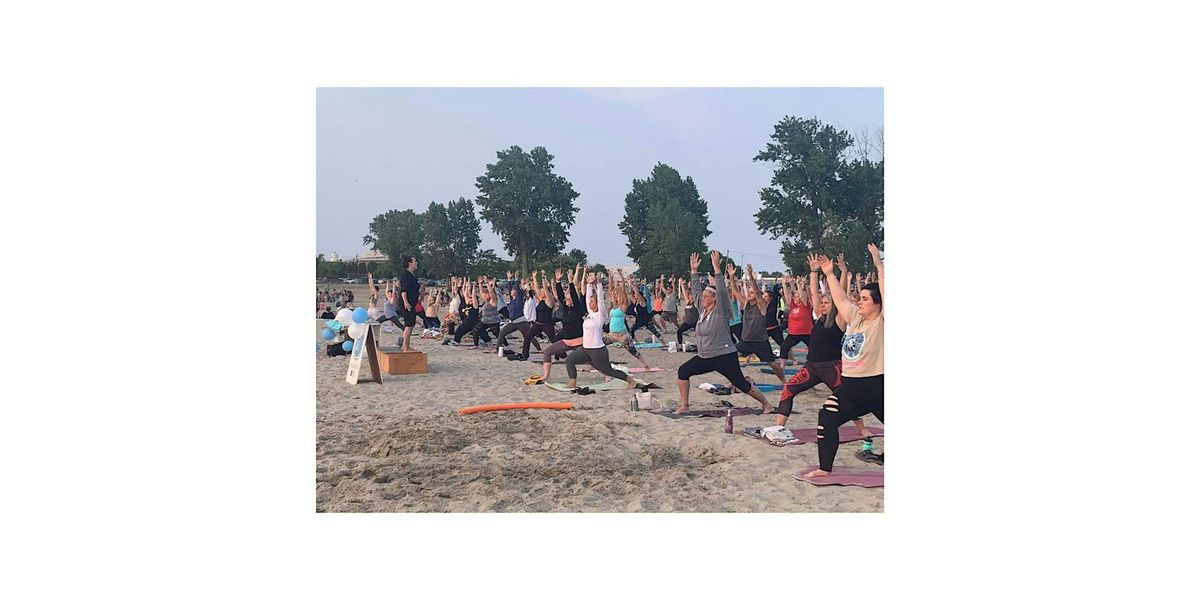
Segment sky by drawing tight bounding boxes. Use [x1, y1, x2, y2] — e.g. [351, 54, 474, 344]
[317, 88, 882, 272]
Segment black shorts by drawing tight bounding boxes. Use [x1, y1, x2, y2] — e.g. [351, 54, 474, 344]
[736, 340, 776, 363]
[401, 308, 417, 328]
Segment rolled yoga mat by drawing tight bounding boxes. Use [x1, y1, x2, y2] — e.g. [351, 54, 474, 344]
[651, 407, 766, 419]
[792, 466, 883, 488]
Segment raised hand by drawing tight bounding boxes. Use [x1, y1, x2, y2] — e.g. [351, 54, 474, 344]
[554, 268, 563, 280]
[690, 252, 701, 272]
[867, 243, 881, 262]
[836, 253, 847, 272]
[709, 250, 721, 273]
[725, 262, 735, 277]
[817, 255, 835, 275]
[506, 270, 512, 279]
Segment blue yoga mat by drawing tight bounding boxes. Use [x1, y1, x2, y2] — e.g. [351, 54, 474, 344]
[634, 342, 664, 349]
[761, 367, 800, 374]
[755, 383, 784, 391]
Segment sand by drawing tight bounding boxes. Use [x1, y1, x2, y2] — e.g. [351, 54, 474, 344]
[315, 318, 883, 512]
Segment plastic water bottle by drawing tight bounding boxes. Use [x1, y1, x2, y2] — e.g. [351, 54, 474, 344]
[724, 410, 733, 434]
[861, 436, 874, 453]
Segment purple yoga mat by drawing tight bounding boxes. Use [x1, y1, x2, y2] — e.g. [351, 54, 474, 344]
[793, 466, 883, 487]
[788, 426, 883, 444]
[653, 407, 764, 419]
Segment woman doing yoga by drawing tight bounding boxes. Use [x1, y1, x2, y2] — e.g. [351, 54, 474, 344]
[563, 270, 636, 390]
[674, 251, 775, 415]
[804, 244, 884, 479]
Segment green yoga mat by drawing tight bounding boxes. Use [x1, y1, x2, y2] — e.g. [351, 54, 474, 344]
[545, 378, 647, 392]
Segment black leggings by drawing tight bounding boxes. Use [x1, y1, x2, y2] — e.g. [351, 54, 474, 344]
[421, 315, 441, 329]
[522, 322, 556, 356]
[564, 346, 628, 381]
[779, 333, 811, 361]
[472, 321, 500, 344]
[767, 326, 785, 349]
[817, 374, 884, 471]
[676, 321, 697, 345]
[499, 321, 540, 350]
[606, 331, 641, 359]
[677, 351, 751, 393]
[377, 314, 403, 328]
[630, 320, 661, 340]
[453, 313, 480, 343]
[778, 360, 842, 417]
[540, 339, 574, 363]
[729, 322, 742, 344]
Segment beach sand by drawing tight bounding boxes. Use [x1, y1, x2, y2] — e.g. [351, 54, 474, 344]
[315, 319, 883, 512]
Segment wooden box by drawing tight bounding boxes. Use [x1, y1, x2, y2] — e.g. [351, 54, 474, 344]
[378, 349, 427, 375]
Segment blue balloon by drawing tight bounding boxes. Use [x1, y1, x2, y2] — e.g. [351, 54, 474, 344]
[342, 340, 354, 352]
[321, 328, 336, 341]
[352, 307, 369, 324]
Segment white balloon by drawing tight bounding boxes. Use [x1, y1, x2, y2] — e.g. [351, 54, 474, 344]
[335, 308, 354, 326]
[346, 322, 367, 340]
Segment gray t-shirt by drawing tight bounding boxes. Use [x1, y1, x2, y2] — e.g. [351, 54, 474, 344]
[663, 292, 677, 312]
[691, 274, 736, 359]
[480, 301, 500, 325]
[739, 300, 767, 342]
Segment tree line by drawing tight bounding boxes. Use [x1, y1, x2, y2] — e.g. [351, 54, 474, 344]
[348, 116, 883, 280]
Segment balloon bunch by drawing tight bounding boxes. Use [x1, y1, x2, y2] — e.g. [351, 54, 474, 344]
[320, 307, 371, 353]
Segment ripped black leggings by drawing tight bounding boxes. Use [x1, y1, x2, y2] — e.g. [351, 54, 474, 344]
[816, 374, 884, 471]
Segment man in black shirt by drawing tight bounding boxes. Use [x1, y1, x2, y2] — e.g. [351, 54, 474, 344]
[399, 255, 421, 352]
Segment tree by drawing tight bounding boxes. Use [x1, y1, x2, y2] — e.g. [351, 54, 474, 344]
[420, 201, 455, 278]
[638, 198, 709, 278]
[589, 262, 607, 274]
[469, 249, 512, 278]
[527, 248, 589, 276]
[446, 197, 482, 275]
[618, 163, 711, 278]
[753, 116, 884, 274]
[362, 209, 426, 274]
[475, 145, 580, 274]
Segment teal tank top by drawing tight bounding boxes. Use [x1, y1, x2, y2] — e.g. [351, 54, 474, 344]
[609, 307, 627, 333]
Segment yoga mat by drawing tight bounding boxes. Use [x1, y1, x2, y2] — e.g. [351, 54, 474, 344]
[792, 466, 883, 488]
[634, 342, 663, 349]
[544, 378, 647, 393]
[739, 360, 799, 367]
[582, 366, 662, 373]
[790, 426, 883, 444]
[741, 426, 884, 446]
[761, 368, 801, 375]
[651, 407, 765, 419]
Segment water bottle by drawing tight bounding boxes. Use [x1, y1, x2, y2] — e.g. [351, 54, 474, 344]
[861, 436, 874, 453]
[724, 410, 733, 434]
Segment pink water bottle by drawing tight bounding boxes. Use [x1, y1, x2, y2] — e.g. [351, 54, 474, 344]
[724, 409, 733, 434]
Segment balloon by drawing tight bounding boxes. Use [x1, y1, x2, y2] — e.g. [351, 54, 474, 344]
[325, 320, 343, 331]
[342, 340, 354, 352]
[321, 328, 336, 341]
[352, 307, 369, 324]
[336, 308, 354, 327]
[346, 323, 367, 339]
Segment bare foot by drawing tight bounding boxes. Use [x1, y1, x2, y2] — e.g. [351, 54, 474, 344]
[760, 401, 775, 414]
[626, 378, 637, 389]
[803, 469, 829, 479]
[673, 404, 690, 415]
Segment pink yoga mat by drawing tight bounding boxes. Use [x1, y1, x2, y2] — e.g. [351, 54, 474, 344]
[582, 366, 663, 373]
[789, 426, 883, 444]
[793, 466, 884, 487]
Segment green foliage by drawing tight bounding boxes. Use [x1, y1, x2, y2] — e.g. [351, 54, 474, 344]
[618, 163, 711, 279]
[589, 262, 607, 274]
[753, 116, 884, 275]
[469, 248, 512, 279]
[362, 209, 426, 274]
[475, 145, 580, 274]
[445, 197, 482, 274]
[361, 198, 484, 279]
[523, 248, 589, 277]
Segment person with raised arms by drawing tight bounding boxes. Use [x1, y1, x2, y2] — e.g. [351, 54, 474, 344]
[730, 263, 788, 386]
[603, 268, 651, 369]
[562, 270, 637, 390]
[777, 272, 813, 366]
[803, 244, 884, 480]
[497, 270, 540, 354]
[515, 270, 558, 360]
[773, 254, 867, 438]
[675, 276, 699, 347]
[674, 251, 775, 415]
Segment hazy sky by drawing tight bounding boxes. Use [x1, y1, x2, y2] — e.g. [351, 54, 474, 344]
[317, 88, 882, 272]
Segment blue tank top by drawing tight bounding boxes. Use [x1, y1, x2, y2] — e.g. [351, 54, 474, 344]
[609, 307, 627, 333]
